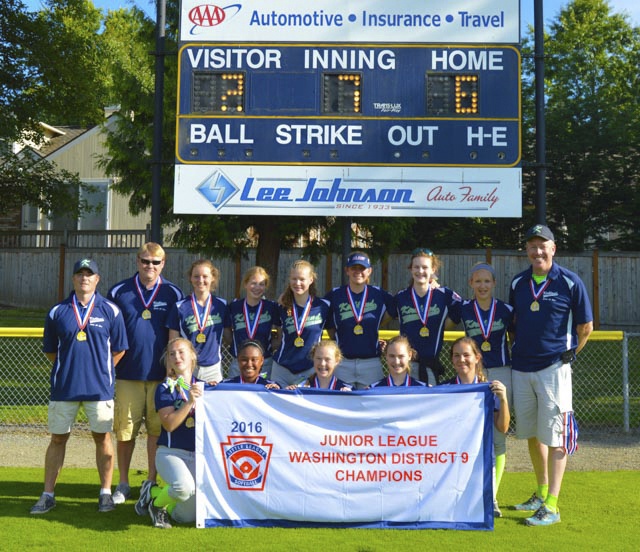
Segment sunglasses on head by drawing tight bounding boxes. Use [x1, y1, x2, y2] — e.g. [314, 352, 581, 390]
[411, 248, 434, 256]
[139, 258, 162, 266]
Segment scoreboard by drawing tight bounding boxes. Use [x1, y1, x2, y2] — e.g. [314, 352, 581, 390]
[177, 44, 520, 167]
[174, 0, 522, 218]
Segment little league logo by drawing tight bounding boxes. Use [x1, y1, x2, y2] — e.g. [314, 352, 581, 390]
[220, 436, 272, 491]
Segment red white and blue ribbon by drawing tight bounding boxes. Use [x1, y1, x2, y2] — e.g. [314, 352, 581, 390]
[473, 299, 496, 342]
[346, 286, 368, 326]
[135, 273, 162, 309]
[191, 293, 212, 334]
[243, 299, 264, 339]
[72, 293, 95, 331]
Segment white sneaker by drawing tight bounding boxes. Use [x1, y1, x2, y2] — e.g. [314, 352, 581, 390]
[112, 483, 131, 505]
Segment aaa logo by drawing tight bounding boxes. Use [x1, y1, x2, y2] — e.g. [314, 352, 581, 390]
[220, 435, 272, 491]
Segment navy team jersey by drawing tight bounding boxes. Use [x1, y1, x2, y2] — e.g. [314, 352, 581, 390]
[460, 299, 514, 368]
[273, 297, 330, 373]
[509, 263, 593, 372]
[393, 286, 462, 361]
[108, 274, 183, 381]
[155, 381, 195, 451]
[369, 375, 426, 388]
[43, 292, 128, 401]
[325, 285, 395, 359]
[224, 298, 279, 359]
[166, 294, 229, 366]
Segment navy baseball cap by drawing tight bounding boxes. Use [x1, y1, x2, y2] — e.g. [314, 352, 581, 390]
[524, 224, 555, 242]
[73, 258, 99, 275]
[346, 252, 371, 268]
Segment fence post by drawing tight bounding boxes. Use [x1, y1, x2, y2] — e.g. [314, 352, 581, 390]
[593, 249, 600, 330]
[57, 231, 67, 302]
[622, 332, 629, 433]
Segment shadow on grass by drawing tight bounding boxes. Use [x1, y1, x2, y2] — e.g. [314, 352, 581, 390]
[2, 479, 152, 530]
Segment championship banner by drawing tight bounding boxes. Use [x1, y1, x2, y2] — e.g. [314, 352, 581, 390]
[196, 384, 495, 530]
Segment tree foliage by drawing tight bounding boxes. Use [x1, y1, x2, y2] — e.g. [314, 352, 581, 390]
[521, 0, 640, 250]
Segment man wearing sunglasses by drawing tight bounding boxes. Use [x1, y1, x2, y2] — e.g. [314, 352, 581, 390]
[107, 242, 184, 507]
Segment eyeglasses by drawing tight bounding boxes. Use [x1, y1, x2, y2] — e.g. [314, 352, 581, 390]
[139, 258, 162, 266]
[411, 248, 434, 256]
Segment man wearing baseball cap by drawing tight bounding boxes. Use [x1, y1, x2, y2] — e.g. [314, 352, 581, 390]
[509, 225, 593, 526]
[31, 259, 128, 514]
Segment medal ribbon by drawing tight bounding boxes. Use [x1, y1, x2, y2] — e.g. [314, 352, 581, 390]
[243, 299, 264, 339]
[313, 375, 337, 389]
[529, 279, 551, 303]
[292, 297, 312, 338]
[191, 293, 212, 334]
[455, 375, 478, 385]
[411, 287, 433, 328]
[135, 274, 162, 310]
[72, 293, 96, 332]
[387, 374, 410, 387]
[473, 299, 496, 342]
[346, 286, 369, 325]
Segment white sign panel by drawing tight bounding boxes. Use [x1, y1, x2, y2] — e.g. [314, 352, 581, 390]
[174, 165, 522, 217]
[180, 0, 520, 44]
[195, 385, 495, 529]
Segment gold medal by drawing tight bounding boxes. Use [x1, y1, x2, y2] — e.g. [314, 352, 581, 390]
[481, 340, 491, 352]
[294, 336, 305, 348]
[530, 301, 540, 312]
[76, 330, 87, 342]
[141, 309, 152, 319]
[196, 332, 206, 343]
[419, 326, 429, 337]
[353, 324, 364, 335]
[185, 416, 195, 428]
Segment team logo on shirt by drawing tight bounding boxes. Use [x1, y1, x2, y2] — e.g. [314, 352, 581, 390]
[221, 435, 272, 491]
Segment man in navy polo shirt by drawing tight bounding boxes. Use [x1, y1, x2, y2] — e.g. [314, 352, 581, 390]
[31, 259, 128, 514]
[108, 243, 183, 506]
[509, 225, 593, 526]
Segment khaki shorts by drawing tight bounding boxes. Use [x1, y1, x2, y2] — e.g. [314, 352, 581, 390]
[48, 400, 114, 434]
[114, 380, 162, 440]
[513, 362, 574, 449]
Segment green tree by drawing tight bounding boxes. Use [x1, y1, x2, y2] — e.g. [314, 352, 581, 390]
[522, 0, 640, 250]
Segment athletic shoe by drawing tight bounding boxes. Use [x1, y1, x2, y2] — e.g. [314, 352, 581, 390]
[514, 493, 544, 511]
[98, 493, 115, 513]
[135, 480, 157, 516]
[493, 500, 503, 518]
[525, 504, 561, 526]
[148, 502, 172, 529]
[30, 494, 56, 515]
[112, 482, 131, 505]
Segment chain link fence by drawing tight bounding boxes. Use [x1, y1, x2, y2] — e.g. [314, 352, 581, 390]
[1, 329, 638, 433]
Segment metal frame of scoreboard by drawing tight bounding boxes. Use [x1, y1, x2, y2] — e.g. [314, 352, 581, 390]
[174, 0, 522, 218]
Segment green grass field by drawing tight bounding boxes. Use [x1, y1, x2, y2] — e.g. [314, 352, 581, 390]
[2, 468, 638, 550]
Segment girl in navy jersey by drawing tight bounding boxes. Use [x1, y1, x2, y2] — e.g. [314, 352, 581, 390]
[459, 262, 514, 505]
[443, 336, 510, 517]
[393, 248, 462, 385]
[217, 340, 280, 389]
[224, 266, 279, 379]
[141, 338, 203, 529]
[325, 252, 395, 389]
[271, 260, 330, 388]
[166, 260, 228, 383]
[289, 340, 352, 391]
[369, 335, 425, 388]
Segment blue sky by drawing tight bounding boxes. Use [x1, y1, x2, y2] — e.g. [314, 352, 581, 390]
[23, 1, 640, 33]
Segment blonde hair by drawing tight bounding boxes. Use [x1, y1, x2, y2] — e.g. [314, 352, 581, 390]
[385, 335, 416, 374]
[309, 340, 343, 364]
[280, 259, 318, 310]
[450, 337, 487, 382]
[162, 337, 197, 378]
[137, 242, 165, 260]
[188, 259, 220, 291]
[242, 266, 270, 290]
